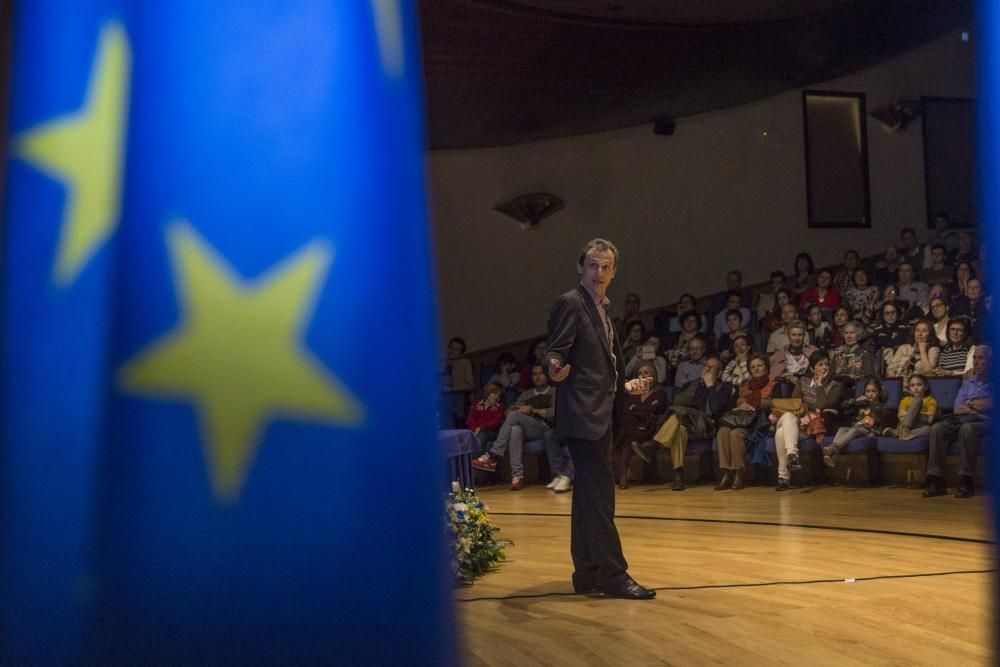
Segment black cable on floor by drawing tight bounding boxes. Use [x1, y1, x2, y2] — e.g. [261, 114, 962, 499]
[456, 568, 996, 602]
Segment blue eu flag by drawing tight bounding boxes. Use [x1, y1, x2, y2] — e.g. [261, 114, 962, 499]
[2, 2, 455, 664]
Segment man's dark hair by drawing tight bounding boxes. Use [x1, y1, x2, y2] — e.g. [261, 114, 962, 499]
[901, 227, 916, 237]
[448, 337, 467, 354]
[725, 308, 743, 321]
[931, 243, 946, 253]
[770, 270, 786, 280]
[577, 238, 619, 268]
[495, 351, 516, 367]
[726, 289, 742, 301]
[934, 212, 949, 221]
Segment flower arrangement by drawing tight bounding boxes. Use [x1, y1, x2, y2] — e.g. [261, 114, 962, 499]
[446, 482, 513, 584]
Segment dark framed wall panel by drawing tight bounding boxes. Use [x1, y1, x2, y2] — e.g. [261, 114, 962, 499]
[802, 90, 872, 228]
[921, 96, 975, 228]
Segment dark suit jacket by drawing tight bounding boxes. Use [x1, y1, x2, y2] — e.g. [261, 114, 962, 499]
[544, 285, 626, 440]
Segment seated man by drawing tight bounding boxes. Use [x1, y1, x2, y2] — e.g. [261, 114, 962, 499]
[769, 321, 817, 381]
[922, 243, 954, 287]
[924, 346, 992, 498]
[895, 262, 930, 312]
[471, 364, 571, 492]
[643, 357, 732, 490]
[674, 335, 708, 388]
[765, 303, 803, 353]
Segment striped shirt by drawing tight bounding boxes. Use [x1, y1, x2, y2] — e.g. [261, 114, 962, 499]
[937, 344, 972, 373]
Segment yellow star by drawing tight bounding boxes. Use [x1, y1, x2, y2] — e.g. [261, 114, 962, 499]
[118, 221, 364, 502]
[13, 22, 131, 286]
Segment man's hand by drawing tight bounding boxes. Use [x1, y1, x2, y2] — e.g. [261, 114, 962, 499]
[518, 405, 534, 415]
[624, 377, 653, 395]
[548, 358, 571, 382]
[701, 366, 716, 387]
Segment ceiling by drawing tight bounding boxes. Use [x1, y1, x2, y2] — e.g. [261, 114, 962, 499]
[418, 0, 973, 149]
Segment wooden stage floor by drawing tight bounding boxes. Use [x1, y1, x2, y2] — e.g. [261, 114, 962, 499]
[456, 483, 995, 666]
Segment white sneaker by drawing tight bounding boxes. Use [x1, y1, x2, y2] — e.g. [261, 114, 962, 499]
[546, 476, 560, 489]
[553, 475, 572, 493]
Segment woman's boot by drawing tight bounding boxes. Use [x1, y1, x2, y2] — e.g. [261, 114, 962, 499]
[714, 471, 732, 491]
[731, 468, 745, 490]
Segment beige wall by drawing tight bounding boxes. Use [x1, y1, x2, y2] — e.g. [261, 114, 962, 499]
[428, 28, 975, 352]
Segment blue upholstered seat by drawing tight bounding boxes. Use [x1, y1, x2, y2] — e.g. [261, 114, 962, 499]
[876, 436, 930, 454]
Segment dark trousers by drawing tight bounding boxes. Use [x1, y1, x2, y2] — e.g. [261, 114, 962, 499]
[564, 429, 629, 585]
[927, 419, 989, 478]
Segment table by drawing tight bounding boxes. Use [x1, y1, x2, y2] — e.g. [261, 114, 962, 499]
[440, 429, 480, 491]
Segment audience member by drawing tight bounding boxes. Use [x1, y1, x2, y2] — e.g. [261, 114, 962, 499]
[488, 351, 521, 392]
[883, 374, 937, 440]
[712, 291, 752, 338]
[804, 304, 833, 350]
[933, 317, 975, 378]
[829, 306, 850, 348]
[790, 252, 816, 296]
[472, 364, 568, 491]
[870, 301, 909, 363]
[709, 270, 753, 323]
[621, 320, 647, 363]
[831, 321, 877, 382]
[674, 335, 708, 387]
[754, 270, 787, 322]
[614, 292, 654, 339]
[466, 382, 506, 451]
[922, 243, 953, 287]
[952, 230, 977, 265]
[717, 309, 750, 360]
[518, 337, 548, 390]
[651, 357, 732, 491]
[615, 361, 669, 489]
[924, 213, 959, 266]
[952, 260, 976, 301]
[833, 250, 861, 294]
[760, 288, 795, 337]
[953, 278, 990, 342]
[624, 333, 668, 383]
[659, 293, 707, 335]
[799, 268, 841, 314]
[771, 351, 842, 490]
[928, 296, 951, 343]
[766, 303, 803, 353]
[925, 346, 992, 498]
[666, 312, 705, 367]
[769, 321, 817, 381]
[715, 353, 774, 490]
[895, 262, 929, 311]
[442, 336, 476, 428]
[822, 377, 891, 468]
[899, 227, 923, 264]
[886, 320, 940, 383]
[873, 245, 903, 288]
[721, 334, 752, 385]
[843, 268, 879, 325]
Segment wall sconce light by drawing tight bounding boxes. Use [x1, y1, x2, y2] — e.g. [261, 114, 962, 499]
[494, 192, 564, 230]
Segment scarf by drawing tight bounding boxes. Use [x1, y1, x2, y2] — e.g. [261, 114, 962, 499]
[740, 375, 773, 408]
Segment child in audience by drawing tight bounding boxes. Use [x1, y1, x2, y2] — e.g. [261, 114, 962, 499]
[822, 377, 890, 468]
[466, 382, 506, 451]
[883, 374, 937, 440]
[805, 304, 833, 350]
[488, 351, 521, 390]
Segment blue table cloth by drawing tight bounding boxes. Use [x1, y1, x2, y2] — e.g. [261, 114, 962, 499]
[440, 429, 479, 491]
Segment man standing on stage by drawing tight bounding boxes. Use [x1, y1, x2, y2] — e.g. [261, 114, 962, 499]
[544, 238, 656, 600]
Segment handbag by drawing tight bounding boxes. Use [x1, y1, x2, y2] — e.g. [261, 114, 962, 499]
[718, 408, 758, 430]
[666, 405, 716, 441]
[771, 397, 804, 418]
[802, 409, 827, 437]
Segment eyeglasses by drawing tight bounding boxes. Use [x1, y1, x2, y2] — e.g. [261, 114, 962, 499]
[883, 310, 898, 315]
[948, 327, 965, 333]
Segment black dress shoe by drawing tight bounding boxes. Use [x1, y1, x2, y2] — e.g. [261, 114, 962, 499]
[572, 573, 601, 594]
[671, 468, 685, 491]
[602, 575, 656, 600]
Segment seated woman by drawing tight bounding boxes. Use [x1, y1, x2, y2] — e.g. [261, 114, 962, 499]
[886, 320, 940, 382]
[833, 249, 861, 295]
[466, 382, 506, 451]
[760, 288, 795, 338]
[805, 304, 833, 350]
[771, 351, 843, 491]
[829, 306, 851, 348]
[831, 320, 877, 383]
[624, 333, 668, 383]
[799, 268, 841, 315]
[790, 252, 817, 297]
[869, 301, 909, 363]
[721, 334, 752, 386]
[883, 374, 937, 440]
[932, 317, 975, 378]
[666, 310, 704, 368]
[715, 353, 774, 490]
[614, 361, 669, 489]
[663, 293, 708, 334]
[822, 377, 891, 468]
[928, 296, 952, 343]
[622, 320, 646, 364]
[769, 320, 817, 381]
[951, 260, 976, 302]
[843, 268, 879, 326]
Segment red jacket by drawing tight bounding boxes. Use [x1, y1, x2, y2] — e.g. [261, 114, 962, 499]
[466, 400, 505, 431]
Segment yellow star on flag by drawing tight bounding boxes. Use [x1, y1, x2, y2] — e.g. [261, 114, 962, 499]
[119, 221, 364, 502]
[13, 22, 131, 286]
